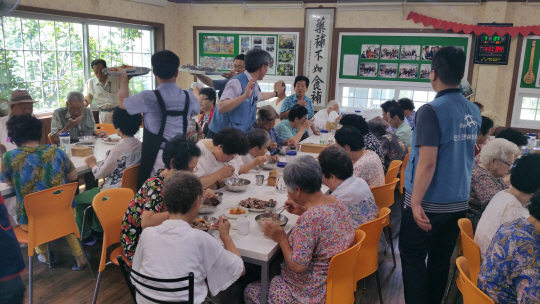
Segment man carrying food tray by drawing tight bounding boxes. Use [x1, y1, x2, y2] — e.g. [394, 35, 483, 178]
[118, 50, 200, 188]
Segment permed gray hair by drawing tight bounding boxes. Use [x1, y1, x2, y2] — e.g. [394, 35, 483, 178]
[284, 155, 322, 194]
[257, 105, 279, 122]
[67, 91, 85, 103]
[479, 138, 520, 166]
[367, 118, 387, 138]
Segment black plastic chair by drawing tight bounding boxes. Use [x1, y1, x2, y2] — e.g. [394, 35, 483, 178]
[116, 255, 195, 304]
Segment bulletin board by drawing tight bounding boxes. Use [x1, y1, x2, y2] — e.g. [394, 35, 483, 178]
[196, 30, 301, 77]
[338, 34, 471, 83]
[519, 38, 540, 89]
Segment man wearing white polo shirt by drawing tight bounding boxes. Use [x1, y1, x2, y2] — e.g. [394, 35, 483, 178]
[84, 59, 122, 124]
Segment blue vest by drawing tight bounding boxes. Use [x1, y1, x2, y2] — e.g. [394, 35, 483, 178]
[405, 91, 482, 204]
[208, 73, 258, 134]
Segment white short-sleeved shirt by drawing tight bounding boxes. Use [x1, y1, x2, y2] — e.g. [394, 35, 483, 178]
[84, 76, 122, 109]
[194, 139, 240, 178]
[240, 153, 255, 166]
[475, 190, 530, 260]
[132, 219, 244, 304]
[313, 110, 339, 131]
[0, 116, 17, 152]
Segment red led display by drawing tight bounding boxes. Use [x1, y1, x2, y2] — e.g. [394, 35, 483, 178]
[479, 46, 505, 53]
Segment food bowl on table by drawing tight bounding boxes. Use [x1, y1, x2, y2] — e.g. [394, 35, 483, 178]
[255, 213, 289, 228]
[192, 216, 218, 232]
[224, 178, 251, 192]
[223, 206, 249, 219]
[78, 135, 97, 144]
[262, 158, 278, 170]
[199, 197, 221, 214]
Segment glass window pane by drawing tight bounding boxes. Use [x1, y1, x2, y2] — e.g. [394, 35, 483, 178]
[142, 30, 152, 53]
[342, 97, 349, 107]
[24, 51, 41, 81]
[413, 90, 428, 102]
[142, 76, 153, 91]
[89, 25, 99, 53]
[57, 52, 71, 79]
[427, 91, 437, 102]
[370, 89, 382, 99]
[3, 17, 22, 50]
[354, 87, 362, 97]
[143, 53, 151, 68]
[55, 22, 70, 51]
[71, 51, 83, 79]
[109, 52, 121, 67]
[22, 19, 40, 50]
[43, 81, 58, 111]
[357, 88, 368, 99]
[132, 31, 143, 54]
[122, 53, 133, 66]
[133, 53, 143, 67]
[41, 51, 57, 80]
[400, 90, 413, 99]
[27, 81, 43, 111]
[70, 24, 83, 51]
[522, 97, 538, 109]
[122, 28, 136, 52]
[6, 50, 25, 82]
[0, 50, 7, 83]
[100, 53, 111, 66]
[343, 87, 350, 98]
[99, 26, 111, 52]
[110, 27, 122, 54]
[382, 89, 395, 100]
[0, 84, 8, 100]
[519, 109, 536, 121]
[39, 21, 56, 51]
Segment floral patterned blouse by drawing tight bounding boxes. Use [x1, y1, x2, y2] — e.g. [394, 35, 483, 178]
[364, 132, 386, 171]
[280, 199, 356, 304]
[467, 164, 509, 231]
[120, 170, 166, 261]
[375, 132, 407, 172]
[353, 150, 385, 188]
[478, 218, 540, 304]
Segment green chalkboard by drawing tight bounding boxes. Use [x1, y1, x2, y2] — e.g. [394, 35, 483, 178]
[339, 35, 469, 83]
[520, 39, 540, 89]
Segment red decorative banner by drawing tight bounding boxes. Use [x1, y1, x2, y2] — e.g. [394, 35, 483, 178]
[406, 11, 537, 37]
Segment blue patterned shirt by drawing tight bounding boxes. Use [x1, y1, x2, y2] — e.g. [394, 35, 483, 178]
[280, 94, 314, 119]
[478, 217, 540, 304]
[406, 111, 416, 128]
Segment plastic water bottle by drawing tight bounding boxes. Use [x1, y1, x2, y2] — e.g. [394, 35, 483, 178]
[320, 130, 329, 144]
[59, 132, 71, 156]
[275, 162, 287, 193]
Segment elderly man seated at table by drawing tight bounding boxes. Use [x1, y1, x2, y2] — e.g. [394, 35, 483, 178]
[468, 138, 518, 231]
[335, 126, 385, 188]
[246, 106, 295, 156]
[195, 127, 249, 190]
[50, 91, 107, 144]
[387, 105, 413, 148]
[367, 118, 407, 172]
[398, 98, 416, 128]
[1, 114, 88, 270]
[313, 100, 341, 131]
[132, 171, 245, 304]
[339, 114, 385, 170]
[475, 154, 540, 260]
[121, 136, 215, 261]
[318, 146, 378, 227]
[239, 129, 279, 174]
[244, 156, 356, 304]
[478, 191, 540, 304]
[74, 108, 143, 246]
[274, 104, 312, 145]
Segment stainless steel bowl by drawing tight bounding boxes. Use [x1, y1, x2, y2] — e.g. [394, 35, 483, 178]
[262, 159, 278, 170]
[79, 135, 97, 144]
[255, 213, 289, 228]
[195, 215, 218, 225]
[198, 197, 221, 214]
[224, 178, 251, 192]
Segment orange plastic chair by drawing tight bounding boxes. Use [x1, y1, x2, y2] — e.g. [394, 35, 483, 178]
[326, 230, 366, 304]
[455, 257, 494, 304]
[370, 179, 399, 268]
[96, 123, 116, 136]
[21, 183, 94, 304]
[355, 207, 391, 304]
[408, 147, 411, 153]
[91, 188, 135, 304]
[121, 164, 140, 194]
[399, 153, 409, 195]
[458, 218, 482, 284]
[385, 160, 402, 184]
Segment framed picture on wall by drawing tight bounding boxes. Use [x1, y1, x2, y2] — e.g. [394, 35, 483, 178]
[240, 35, 251, 53]
[421, 45, 442, 60]
[359, 62, 378, 77]
[361, 44, 380, 59]
[379, 63, 398, 78]
[400, 45, 420, 60]
[420, 64, 431, 79]
[399, 63, 418, 79]
[380, 45, 400, 60]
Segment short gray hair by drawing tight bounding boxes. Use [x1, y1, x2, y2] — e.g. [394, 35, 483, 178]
[479, 138, 520, 166]
[245, 49, 272, 73]
[247, 128, 270, 149]
[257, 105, 279, 122]
[367, 118, 387, 137]
[67, 91, 84, 103]
[327, 100, 339, 110]
[283, 156, 322, 194]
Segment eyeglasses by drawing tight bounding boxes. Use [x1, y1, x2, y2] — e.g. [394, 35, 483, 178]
[497, 159, 512, 167]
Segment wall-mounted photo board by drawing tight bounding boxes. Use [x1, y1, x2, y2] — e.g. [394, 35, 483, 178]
[196, 30, 300, 77]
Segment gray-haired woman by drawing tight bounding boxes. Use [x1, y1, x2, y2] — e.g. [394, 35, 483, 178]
[244, 156, 356, 304]
[367, 118, 407, 172]
[468, 138, 519, 230]
[246, 105, 295, 156]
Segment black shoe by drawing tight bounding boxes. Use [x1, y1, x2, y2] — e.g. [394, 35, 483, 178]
[82, 234, 97, 246]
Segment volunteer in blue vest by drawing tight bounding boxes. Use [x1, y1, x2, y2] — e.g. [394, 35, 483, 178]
[399, 46, 481, 304]
[118, 50, 200, 188]
[207, 48, 285, 137]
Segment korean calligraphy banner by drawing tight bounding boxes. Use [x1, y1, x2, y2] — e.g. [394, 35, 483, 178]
[304, 8, 335, 109]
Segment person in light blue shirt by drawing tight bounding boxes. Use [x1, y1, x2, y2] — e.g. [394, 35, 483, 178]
[387, 106, 413, 148]
[279, 76, 319, 135]
[274, 104, 311, 145]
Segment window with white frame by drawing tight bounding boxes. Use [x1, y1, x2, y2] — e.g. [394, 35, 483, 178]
[0, 14, 154, 114]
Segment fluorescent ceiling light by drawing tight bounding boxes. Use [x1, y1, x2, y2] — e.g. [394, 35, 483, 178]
[244, 1, 303, 8]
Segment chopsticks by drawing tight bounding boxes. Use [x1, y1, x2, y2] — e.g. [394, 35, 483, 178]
[224, 161, 240, 181]
[273, 205, 287, 214]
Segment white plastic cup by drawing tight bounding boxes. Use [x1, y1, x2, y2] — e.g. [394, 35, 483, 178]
[320, 130, 329, 144]
[237, 217, 250, 235]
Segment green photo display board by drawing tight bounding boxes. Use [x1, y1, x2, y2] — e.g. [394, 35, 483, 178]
[520, 39, 540, 89]
[197, 32, 298, 76]
[339, 35, 469, 83]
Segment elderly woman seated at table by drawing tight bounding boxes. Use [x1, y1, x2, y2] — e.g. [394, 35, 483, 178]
[1, 114, 88, 270]
[475, 154, 540, 260]
[274, 104, 312, 145]
[318, 146, 378, 227]
[335, 126, 385, 188]
[246, 106, 295, 156]
[339, 114, 385, 170]
[467, 138, 518, 231]
[313, 100, 341, 131]
[132, 171, 244, 304]
[367, 118, 407, 172]
[50, 91, 107, 144]
[478, 191, 540, 304]
[121, 136, 215, 261]
[244, 156, 356, 304]
[195, 127, 249, 189]
[239, 129, 279, 174]
[74, 108, 143, 245]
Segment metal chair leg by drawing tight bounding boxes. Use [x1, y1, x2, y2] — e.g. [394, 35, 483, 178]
[47, 243, 52, 268]
[443, 266, 459, 304]
[77, 238, 95, 279]
[375, 270, 384, 304]
[363, 278, 366, 290]
[80, 205, 93, 241]
[92, 272, 103, 304]
[29, 256, 33, 304]
[386, 226, 396, 269]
